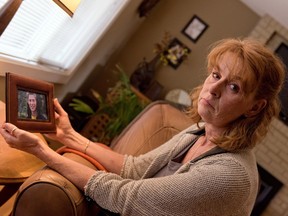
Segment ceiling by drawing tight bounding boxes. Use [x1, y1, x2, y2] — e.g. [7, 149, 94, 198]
[240, 0, 288, 29]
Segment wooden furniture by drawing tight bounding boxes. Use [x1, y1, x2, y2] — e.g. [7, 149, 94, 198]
[0, 100, 46, 215]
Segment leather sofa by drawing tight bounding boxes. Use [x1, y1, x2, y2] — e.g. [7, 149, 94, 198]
[11, 101, 193, 216]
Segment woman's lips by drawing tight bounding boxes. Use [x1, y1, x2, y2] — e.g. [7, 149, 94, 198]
[200, 98, 215, 109]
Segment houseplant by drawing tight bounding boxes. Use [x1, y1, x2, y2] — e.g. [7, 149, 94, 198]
[69, 65, 149, 144]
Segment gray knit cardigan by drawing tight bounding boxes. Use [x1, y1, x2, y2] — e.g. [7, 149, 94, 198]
[84, 124, 259, 216]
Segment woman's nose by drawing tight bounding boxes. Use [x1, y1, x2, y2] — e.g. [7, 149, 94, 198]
[209, 82, 222, 98]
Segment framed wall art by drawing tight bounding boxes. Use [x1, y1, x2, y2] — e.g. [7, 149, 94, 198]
[182, 15, 209, 43]
[6, 72, 56, 133]
[163, 38, 190, 69]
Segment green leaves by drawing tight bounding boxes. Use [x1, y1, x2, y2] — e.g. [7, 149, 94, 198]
[68, 64, 149, 144]
[69, 98, 95, 115]
[103, 87, 147, 139]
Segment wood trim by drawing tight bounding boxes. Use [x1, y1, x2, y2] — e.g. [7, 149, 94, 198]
[52, 0, 73, 17]
[0, 0, 22, 36]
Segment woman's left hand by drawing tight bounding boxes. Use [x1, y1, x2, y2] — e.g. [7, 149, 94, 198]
[44, 98, 75, 144]
[0, 123, 46, 155]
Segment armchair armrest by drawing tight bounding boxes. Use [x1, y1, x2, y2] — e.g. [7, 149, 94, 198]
[13, 152, 102, 216]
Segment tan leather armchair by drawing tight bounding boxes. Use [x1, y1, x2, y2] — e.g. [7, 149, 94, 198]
[12, 101, 193, 216]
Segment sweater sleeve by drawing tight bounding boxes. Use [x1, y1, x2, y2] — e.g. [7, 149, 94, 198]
[84, 156, 254, 216]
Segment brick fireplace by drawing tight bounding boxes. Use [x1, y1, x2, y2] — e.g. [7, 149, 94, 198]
[249, 14, 288, 216]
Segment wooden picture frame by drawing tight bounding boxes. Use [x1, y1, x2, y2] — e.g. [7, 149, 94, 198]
[163, 38, 190, 69]
[182, 15, 209, 43]
[5, 73, 56, 133]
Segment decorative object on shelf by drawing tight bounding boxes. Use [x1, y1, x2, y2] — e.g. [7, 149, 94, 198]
[130, 32, 189, 100]
[182, 15, 209, 43]
[162, 38, 190, 69]
[137, 0, 161, 17]
[130, 54, 163, 100]
[130, 32, 173, 99]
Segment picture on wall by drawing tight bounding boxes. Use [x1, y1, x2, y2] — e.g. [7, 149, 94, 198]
[163, 38, 190, 69]
[182, 15, 209, 43]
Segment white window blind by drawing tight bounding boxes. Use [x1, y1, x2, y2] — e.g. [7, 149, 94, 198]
[0, 0, 127, 70]
[0, 0, 9, 10]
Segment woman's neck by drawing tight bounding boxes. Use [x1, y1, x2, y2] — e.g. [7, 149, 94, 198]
[204, 123, 226, 144]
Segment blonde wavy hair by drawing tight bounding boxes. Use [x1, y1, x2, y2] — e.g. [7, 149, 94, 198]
[186, 38, 286, 151]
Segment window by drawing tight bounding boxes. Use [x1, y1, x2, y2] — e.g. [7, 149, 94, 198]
[0, 0, 127, 74]
[0, 0, 9, 9]
[0, 0, 22, 35]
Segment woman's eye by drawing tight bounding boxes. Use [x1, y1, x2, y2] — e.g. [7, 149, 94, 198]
[229, 83, 240, 93]
[212, 72, 220, 79]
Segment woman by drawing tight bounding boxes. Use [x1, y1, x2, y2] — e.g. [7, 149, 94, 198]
[1, 38, 285, 215]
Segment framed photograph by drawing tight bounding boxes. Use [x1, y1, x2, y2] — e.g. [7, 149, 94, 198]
[5, 72, 56, 133]
[163, 38, 190, 69]
[182, 15, 209, 43]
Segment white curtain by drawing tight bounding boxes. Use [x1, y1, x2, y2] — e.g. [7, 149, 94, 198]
[0, 0, 127, 70]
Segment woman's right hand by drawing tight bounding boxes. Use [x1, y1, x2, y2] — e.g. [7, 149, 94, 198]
[45, 98, 75, 142]
[0, 123, 48, 156]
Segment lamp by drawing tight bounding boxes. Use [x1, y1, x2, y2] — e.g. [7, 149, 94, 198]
[52, 0, 81, 17]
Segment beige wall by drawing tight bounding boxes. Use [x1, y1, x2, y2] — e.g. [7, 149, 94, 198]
[93, 0, 260, 98]
[0, 78, 4, 102]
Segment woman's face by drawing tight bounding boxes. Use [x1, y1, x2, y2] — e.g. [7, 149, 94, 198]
[28, 94, 37, 112]
[198, 52, 259, 128]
